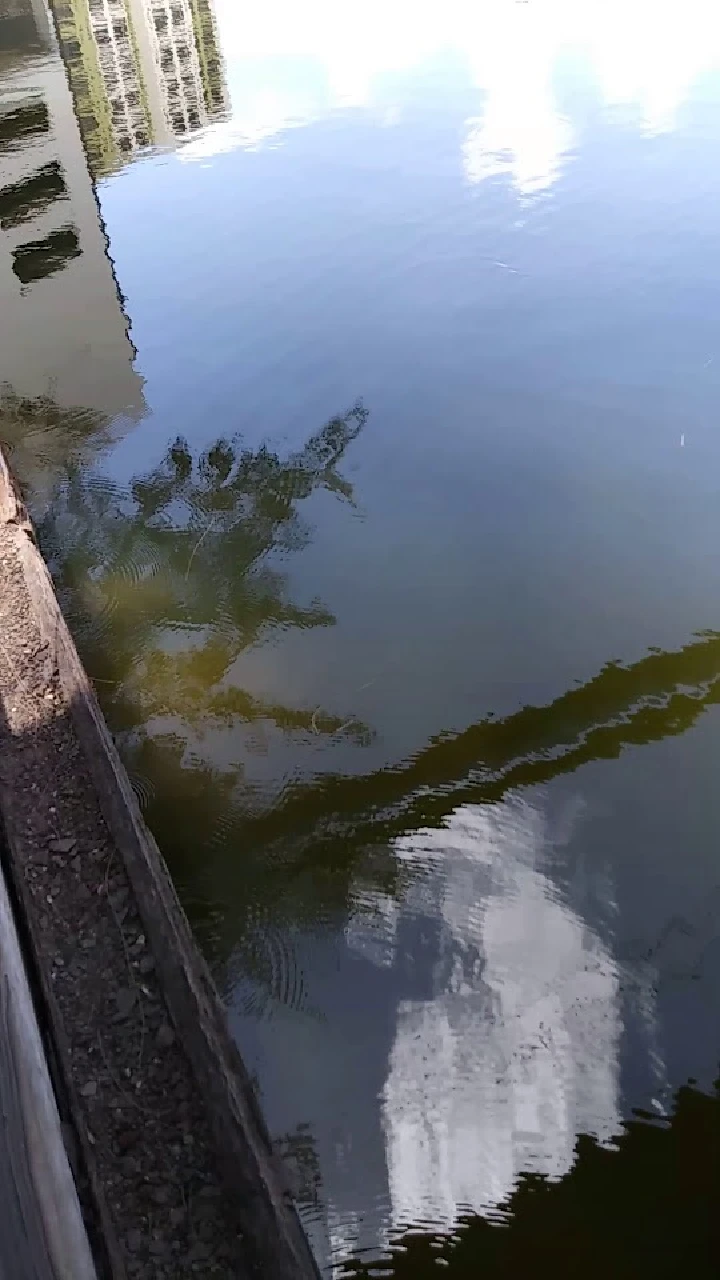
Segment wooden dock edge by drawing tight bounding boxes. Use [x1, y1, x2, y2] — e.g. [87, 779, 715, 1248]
[0, 834, 98, 1280]
[0, 449, 320, 1280]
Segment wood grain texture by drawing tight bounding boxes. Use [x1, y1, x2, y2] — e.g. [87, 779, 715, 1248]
[0, 838, 98, 1280]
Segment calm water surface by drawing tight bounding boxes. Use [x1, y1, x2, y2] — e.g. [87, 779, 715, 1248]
[3, 0, 720, 1272]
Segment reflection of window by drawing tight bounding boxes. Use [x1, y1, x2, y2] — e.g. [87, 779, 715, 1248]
[12, 226, 81, 285]
[0, 99, 50, 153]
[0, 163, 67, 231]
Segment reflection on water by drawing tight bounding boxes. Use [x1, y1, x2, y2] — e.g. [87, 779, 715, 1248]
[226, 638, 720, 1271]
[34, 401, 371, 827]
[343, 1072, 720, 1277]
[51, 0, 229, 176]
[231, 630, 720, 877]
[379, 800, 623, 1231]
[4, 0, 720, 1275]
[0, 0, 144, 423]
[183, 0, 720, 179]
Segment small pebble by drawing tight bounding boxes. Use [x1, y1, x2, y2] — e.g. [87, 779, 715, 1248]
[115, 987, 137, 1020]
[49, 837, 76, 855]
[116, 1129, 136, 1153]
[156, 1023, 175, 1050]
[199, 1186, 221, 1200]
[127, 1228, 143, 1253]
[80, 1080, 97, 1099]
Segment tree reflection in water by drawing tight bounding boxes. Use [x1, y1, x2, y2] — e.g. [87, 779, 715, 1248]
[3, 394, 371, 954]
[38, 399, 368, 734]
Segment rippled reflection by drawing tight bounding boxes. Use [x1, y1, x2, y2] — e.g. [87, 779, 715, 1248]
[236, 629, 720, 864]
[378, 801, 622, 1232]
[225, 635, 720, 1273]
[283, 791, 628, 1263]
[342, 1074, 720, 1278]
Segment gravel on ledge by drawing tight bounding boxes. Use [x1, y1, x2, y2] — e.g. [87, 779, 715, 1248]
[0, 512, 254, 1278]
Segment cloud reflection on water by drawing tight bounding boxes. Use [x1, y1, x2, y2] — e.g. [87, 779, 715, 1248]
[184, 0, 720, 198]
[343, 795, 638, 1250]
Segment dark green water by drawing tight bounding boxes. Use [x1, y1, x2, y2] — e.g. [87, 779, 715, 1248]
[3, 1, 720, 1273]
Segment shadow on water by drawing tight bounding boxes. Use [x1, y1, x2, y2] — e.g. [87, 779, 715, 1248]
[339, 1075, 720, 1278]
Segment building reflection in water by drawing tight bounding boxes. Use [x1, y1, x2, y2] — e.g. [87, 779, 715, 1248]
[49, 0, 229, 176]
[1, 0, 229, 430]
[0, 0, 145, 433]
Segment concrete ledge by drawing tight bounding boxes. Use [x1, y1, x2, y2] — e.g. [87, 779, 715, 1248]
[0, 445, 319, 1280]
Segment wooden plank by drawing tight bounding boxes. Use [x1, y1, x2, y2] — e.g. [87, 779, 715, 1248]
[0, 446, 320, 1280]
[0, 842, 98, 1280]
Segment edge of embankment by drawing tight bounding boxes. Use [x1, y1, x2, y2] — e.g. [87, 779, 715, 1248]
[0, 445, 319, 1280]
